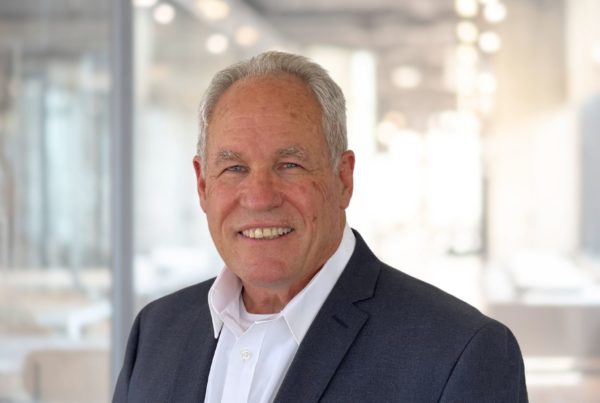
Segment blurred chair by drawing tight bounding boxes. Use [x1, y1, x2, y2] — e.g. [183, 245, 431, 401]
[22, 349, 109, 403]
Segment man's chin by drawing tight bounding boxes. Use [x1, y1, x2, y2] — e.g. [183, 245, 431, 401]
[235, 266, 293, 289]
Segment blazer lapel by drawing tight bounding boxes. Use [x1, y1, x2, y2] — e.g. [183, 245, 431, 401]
[274, 231, 380, 403]
[169, 299, 218, 402]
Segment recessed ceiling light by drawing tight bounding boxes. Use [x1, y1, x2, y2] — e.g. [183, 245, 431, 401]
[479, 31, 502, 53]
[484, 1, 507, 23]
[206, 33, 229, 54]
[455, 0, 479, 18]
[154, 3, 176, 25]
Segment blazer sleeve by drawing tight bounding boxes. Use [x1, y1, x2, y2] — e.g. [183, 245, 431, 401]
[439, 320, 528, 402]
[112, 312, 142, 403]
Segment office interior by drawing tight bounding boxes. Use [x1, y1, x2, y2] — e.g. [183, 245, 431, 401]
[1, 0, 599, 401]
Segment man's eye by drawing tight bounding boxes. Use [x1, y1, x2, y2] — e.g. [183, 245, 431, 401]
[281, 162, 300, 169]
[224, 165, 245, 173]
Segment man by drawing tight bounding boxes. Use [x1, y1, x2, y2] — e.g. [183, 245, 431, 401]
[113, 51, 528, 402]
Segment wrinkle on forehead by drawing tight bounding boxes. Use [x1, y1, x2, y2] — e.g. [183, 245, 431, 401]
[210, 74, 322, 125]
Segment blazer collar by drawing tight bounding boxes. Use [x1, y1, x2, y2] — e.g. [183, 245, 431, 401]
[274, 229, 381, 403]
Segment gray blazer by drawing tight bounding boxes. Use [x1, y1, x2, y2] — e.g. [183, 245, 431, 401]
[113, 231, 528, 402]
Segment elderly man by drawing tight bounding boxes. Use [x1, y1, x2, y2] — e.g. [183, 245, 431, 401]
[113, 51, 528, 402]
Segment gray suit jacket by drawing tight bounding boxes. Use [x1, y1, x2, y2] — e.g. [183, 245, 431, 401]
[113, 231, 528, 402]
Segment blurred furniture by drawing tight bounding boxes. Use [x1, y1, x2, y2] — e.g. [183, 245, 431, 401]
[23, 349, 109, 403]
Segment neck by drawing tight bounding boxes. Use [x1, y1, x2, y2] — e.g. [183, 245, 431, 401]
[241, 272, 318, 314]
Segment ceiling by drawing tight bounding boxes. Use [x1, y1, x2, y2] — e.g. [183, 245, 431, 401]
[245, 0, 455, 49]
[242, 0, 460, 129]
[0, 0, 465, 130]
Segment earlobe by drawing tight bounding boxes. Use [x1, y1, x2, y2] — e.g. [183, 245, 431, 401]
[192, 156, 208, 212]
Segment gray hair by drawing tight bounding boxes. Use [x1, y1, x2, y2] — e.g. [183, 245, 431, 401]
[197, 51, 347, 171]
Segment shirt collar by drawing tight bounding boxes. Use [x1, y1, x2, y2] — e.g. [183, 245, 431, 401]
[208, 224, 356, 342]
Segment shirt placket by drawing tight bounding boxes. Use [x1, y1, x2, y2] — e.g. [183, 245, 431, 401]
[220, 321, 269, 403]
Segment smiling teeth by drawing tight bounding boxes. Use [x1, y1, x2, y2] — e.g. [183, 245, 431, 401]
[242, 227, 293, 239]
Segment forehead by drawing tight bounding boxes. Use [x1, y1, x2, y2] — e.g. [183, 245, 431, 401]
[208, 74, 323, 134]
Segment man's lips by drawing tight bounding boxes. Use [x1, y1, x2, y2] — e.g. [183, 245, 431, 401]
[239, 226, 294, 240]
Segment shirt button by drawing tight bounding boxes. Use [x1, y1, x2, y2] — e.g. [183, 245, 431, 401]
[240, 349, 252, 361]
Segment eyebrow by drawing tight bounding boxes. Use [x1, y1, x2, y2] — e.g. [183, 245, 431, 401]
[276, 145, 308, 161]
[213, 146, 309, 164]
[214, 150, 243, 164]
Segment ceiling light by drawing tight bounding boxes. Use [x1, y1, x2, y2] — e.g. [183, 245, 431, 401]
[479, 31, 502, 53]
[197, 0, 230, 20]
[134, 0, 158, 8]
[456, 21, 479, 44]
[153, 3, 175, 25]
[455, 0, 479, 18]
[235, 26, 260, 47]
[484, 1, 507, 23]
[391, 66, 422, 89]
[206, 33, 229, 54]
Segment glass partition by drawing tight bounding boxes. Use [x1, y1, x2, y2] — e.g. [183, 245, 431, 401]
[0, 1, 112, 401]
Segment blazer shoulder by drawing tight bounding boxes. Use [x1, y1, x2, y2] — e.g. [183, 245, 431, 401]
[348, 231, 493, 333]
[366, 262, 495, 336]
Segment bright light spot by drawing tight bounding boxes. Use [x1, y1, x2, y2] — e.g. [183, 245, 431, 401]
[592, 42, 600, 65]
[197, 0, 230, 20]
[479, 31, 502, 53]
[477, 71, 497, 94]
[456, 21, 479, 44]
[235, 26, 260, 47]
[134, 0, 158, 8]
[153, 3, 175, 25]
[455, 0, 479, 18]
[484, 1, 507, 23]
[391, 66, 422, 89]
[206, 33, 229, 54]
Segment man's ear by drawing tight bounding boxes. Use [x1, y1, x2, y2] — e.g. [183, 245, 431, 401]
[193, 155, 208, 212]
[338, 150, 355, 209]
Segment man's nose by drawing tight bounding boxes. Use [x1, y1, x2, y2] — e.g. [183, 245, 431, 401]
[239, 170, 283, 210]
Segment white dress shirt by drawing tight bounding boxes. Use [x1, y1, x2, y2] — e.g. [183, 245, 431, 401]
[204, 225, 356, 403]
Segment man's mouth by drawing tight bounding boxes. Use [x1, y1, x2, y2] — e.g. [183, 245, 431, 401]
[240, 227, 294, 240]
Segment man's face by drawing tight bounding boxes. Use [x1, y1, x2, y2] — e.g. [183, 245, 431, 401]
[193, 74, 354, 297]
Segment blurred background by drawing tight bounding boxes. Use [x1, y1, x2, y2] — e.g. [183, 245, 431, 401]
[1, 0, 599, 401]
